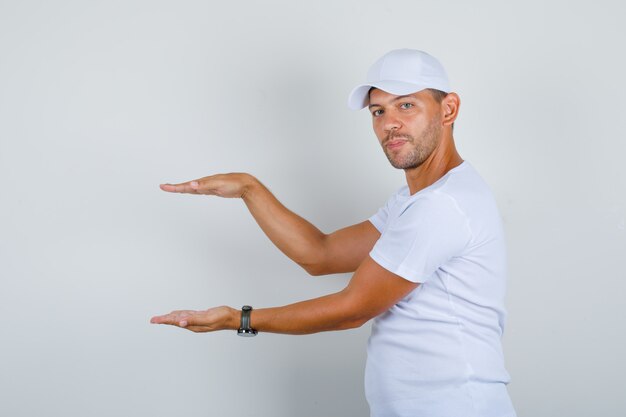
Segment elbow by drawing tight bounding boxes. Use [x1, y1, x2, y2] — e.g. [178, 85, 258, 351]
[299, 235, 331, 276]
[341, 316, 370, 330]
[298, 261, 328, 276]
[302, 265, 325, 276]
[339, 303, 372, 330]
[336, 289, 377, 330]
[342, 316, 369, 330]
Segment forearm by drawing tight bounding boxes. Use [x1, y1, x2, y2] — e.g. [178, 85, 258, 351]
[151, 257, 418, 335]
[154, 292, 366, 335]
[242, 176, 328, 272]
[244, 290, 366, 335]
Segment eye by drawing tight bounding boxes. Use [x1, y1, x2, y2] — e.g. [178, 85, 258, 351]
[371, 109, 383, 117]
[400, 102, 414, 110]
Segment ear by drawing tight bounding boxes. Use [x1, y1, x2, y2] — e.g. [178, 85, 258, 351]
[441, 92, 460, 127]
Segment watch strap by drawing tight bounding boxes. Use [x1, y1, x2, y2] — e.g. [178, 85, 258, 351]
[237, 305, 257, 337]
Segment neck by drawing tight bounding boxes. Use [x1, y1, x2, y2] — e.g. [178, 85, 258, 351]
[404, 134, 463, 195]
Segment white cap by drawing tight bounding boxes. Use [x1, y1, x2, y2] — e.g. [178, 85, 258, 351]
[347, 49, 451, 110]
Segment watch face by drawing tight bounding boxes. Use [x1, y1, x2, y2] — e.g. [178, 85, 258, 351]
[242, 305, 252, 312]
[237, 328, 257, 337]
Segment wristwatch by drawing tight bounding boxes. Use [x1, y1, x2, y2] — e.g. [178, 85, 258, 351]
[237, 305, 257, 337]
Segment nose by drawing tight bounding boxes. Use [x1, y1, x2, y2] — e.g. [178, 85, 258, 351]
[381, 111, 402, 133]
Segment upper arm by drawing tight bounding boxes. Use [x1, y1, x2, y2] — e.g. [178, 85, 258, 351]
[340, 255, 419, 327]
[312, 220, 380, 275]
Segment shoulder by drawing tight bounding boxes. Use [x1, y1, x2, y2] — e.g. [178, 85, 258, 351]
[432, 162, 505, 243]
[429, 162, 500, 214]
[400, 191, 470, 231]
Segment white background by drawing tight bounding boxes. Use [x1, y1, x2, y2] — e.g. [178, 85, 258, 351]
[1, 1, 625, 416]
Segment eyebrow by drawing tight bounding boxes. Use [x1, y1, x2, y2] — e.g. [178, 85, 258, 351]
[368, 94, 416, 109]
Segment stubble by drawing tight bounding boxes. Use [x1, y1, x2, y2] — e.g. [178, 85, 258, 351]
[383, 114, 442, 170]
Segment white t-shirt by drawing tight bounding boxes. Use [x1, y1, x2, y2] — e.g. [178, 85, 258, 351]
[366, 161, 516, 417]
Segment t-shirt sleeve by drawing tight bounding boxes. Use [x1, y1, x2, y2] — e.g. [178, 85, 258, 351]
[368, 188, 402, 232]
[369, 192, 471, 283]
[368, 202, 389, 233]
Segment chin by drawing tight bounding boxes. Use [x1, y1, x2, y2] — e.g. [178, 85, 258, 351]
[389, 155, 426, 170]
[386, 152, 419, 170]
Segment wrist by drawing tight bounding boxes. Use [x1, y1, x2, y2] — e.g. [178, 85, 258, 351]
[228, 306, 240, 330]
[240, 174, 261, 201]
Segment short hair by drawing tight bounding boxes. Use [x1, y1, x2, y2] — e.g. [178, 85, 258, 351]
[426, 88, 448, 103]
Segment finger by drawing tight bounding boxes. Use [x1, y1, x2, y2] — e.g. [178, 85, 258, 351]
[183, 175, 228, 196]
[151, 317, 172, 325]
[159, 181, 200, 194]
[150, 314, 168, 324]
[150, 314, 179, 325]
[151, 310, 183, 321]
[178, 311, 204, 328]
[150, 310, 191, 325]
[175, 311, 193, 327]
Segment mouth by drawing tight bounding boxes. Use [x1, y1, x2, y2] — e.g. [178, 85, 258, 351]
[386, 139, 408, 150]
[384, 133, 412, 150]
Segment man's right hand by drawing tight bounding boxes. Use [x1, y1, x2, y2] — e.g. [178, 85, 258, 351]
[160, 173, 256, 199]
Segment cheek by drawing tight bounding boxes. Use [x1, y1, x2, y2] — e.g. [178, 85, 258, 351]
[405, 115, 431, 134]
[371, 117, 380, 129]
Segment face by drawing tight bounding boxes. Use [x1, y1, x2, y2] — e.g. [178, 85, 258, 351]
[368, 89, 443, 170]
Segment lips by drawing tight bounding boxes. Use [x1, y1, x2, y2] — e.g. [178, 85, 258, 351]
[386, 139, 407, 150]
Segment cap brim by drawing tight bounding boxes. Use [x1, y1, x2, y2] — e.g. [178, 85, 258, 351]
[347, 80, 432, 110]
[347, 80, 451, 110]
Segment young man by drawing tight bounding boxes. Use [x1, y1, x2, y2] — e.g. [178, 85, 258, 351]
[151, 49, 517, 417]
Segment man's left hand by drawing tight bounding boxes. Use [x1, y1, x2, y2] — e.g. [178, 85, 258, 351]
[150, 306, 237, 333]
